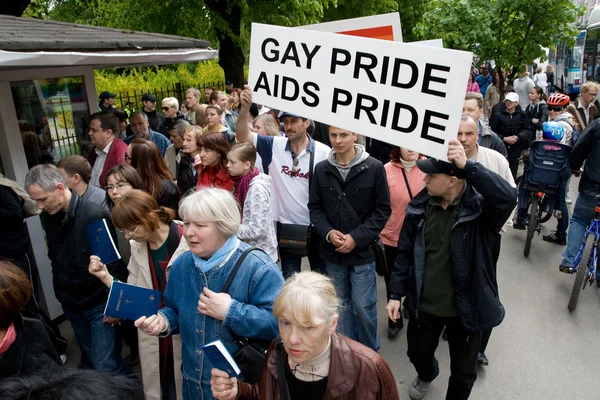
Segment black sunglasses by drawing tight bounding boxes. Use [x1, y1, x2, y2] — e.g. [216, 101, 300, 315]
[162, 107, 170, 111]
[548, 106, 563, 112]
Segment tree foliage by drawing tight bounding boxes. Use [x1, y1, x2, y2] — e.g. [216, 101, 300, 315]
[19, 0, 430, 84]
[415, 0, 583, 70]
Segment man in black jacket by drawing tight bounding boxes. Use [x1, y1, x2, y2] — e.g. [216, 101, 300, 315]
[24, 164, 131, 376]
[490, 92, 532, 179]
[386, 140, 517, 400]
[309, 126, 391, 352]
[141, 93, 165, 132]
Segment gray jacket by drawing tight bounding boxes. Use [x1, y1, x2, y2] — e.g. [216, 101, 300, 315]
[82, 184, 108, 211]
[480, 121, 508, 158]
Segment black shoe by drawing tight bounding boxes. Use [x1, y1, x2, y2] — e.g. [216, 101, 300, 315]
[559, 264, 574, 274]
[477, 352, 489, 366]
[513, 222, 526, 230]
[543, 232, 566, 245]
[442, 327, 448, 341]
[388, 318, 403, 339]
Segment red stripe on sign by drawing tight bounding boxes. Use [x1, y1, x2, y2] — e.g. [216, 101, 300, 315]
[337, 26, 395, 41]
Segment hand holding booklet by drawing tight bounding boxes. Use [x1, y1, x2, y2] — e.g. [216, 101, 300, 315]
[87, 219, 121, 265]
[203, 340, 241, 378]
[104, 281, 161, 321]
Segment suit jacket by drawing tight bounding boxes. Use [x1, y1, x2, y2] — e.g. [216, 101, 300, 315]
[87, 138, 128, 188]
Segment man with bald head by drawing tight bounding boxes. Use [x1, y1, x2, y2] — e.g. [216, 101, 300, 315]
[124, 111, 170, 156]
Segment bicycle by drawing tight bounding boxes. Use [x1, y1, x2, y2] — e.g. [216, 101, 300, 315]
[567, 200, 600, 312]
[519, 141, 571, 257]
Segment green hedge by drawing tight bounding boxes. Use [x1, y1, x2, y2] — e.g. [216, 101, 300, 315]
[94, 60, 249, 96]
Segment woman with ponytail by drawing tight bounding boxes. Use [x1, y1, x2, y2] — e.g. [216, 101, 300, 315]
[227, 143, 278, 262]
[88, 189, 188, 400]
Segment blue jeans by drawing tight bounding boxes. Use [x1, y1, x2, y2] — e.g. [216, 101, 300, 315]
[326, 262, 379, 351]
[280, 231, 327, 279]
[555, 174, 570, 237]
[62, 303, 133, 376]
[562, 193, 598, 277]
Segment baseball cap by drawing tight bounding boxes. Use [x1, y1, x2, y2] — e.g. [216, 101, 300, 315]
[226, 80, 233, 85]
[142, 93, 157, 102]
[504, 92, 519, 103]
[416, 158, 468, 179]
[99, 91, 116, 100]
[279, 111, 303, 119]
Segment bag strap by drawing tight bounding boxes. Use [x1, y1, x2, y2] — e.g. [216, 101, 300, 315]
[221, 246, 259, 293]
[308, 145, 315, 191]
[276, 341, 290, 400]
[330, 178, 362, 228]
[401, 168, 414, 200]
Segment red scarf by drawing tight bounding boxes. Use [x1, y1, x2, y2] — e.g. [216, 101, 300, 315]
[232, 168, 259, 215]
[197, 165, 234, 192]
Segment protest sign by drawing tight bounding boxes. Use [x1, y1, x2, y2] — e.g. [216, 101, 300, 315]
[248, 23, 471, 159]
[302, 12, 402, 42]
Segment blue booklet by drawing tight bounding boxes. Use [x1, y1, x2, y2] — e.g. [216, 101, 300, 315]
[104, 281, 161, 321]
[203, 340, 241, 378]
[87, 219, 121, 265]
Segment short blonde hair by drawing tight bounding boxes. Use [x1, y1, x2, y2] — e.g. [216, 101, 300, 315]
[178, 187, 240, 238]
[273, 272, 339, 328]
[581, 81, 600, 94]
[186, 88, 200, 100]
[253, 114, 280, 137]
[162, 97, 179, 110]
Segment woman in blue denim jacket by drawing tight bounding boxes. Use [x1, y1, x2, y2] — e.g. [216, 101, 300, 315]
[136, 187, 284, 400]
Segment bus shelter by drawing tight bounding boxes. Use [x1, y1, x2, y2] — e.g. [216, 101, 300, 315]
[0, 14, 217, 319]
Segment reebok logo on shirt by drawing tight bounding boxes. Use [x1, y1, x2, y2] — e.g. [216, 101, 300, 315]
[281, 165, 310, 179]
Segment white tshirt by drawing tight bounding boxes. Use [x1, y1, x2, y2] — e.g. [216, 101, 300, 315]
[254, 134, 330, 225]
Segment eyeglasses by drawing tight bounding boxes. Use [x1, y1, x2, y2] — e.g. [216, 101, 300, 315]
[548, 106, 563, 112]
[105, 182, 131, 192]
[124, 154, 132, 161]
[120, 225, 140, 237]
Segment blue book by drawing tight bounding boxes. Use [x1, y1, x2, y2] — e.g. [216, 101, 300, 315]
[87, 219, 121, 265]
[203, 340, 241, 378]
[104, 281, 161, 321]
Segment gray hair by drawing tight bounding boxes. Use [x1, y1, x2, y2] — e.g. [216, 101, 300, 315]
[24, 164, 67, 192]
[179, 187, 240, 238]
[460, 113, 479, 126]
[129, 111, 148, 121]
[170, 119, 191, 137]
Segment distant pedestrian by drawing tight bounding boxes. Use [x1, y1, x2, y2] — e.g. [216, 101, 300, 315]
[466, 72, 480, 93]
[125, 112, 171, 156]
[98, 91, 116, 112]
[141, 94, 165, 132]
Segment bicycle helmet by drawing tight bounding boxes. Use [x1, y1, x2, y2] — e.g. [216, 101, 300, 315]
[547, 93, 570, 107]
[542, 121, 565, 141]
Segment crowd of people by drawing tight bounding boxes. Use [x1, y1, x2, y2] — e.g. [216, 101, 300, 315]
[2, 66, 600, 400]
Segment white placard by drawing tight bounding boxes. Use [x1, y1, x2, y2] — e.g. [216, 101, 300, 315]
[248, 23, 471, 159]
[301, 12, 403, 42]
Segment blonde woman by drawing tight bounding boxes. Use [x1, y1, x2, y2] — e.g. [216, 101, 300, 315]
[210, 271, 399, 400]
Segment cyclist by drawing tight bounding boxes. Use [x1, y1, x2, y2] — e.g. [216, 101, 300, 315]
[542, 94, 575, 245]
[560, 117, 600, 286]
[514, 119, 570, 234]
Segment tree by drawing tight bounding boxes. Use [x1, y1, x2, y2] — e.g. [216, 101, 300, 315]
[415, 0, 583, 75]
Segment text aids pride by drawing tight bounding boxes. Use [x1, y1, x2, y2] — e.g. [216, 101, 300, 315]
[248, 23, 472, 159]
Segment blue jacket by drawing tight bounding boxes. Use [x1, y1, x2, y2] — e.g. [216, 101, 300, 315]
[124, 129, 171, 156]
[475, 74, 493, 96]
[159, 242, 283, 399]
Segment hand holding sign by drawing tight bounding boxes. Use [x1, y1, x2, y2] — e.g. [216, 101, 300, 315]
[447, 139, 467, 170]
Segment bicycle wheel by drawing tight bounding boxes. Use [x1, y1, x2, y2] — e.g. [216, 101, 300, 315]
[568, 234, 595, 312]
[524, 197, 538, 257]
[540, 212, 553, 224]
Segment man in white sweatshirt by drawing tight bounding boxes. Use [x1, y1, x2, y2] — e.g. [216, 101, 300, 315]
[513, 71, 535, 106]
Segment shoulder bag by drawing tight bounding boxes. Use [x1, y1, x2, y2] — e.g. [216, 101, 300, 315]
[329, 178, 388, 277]
[277, 148, 315, 258]
[221, 246, 272, 384]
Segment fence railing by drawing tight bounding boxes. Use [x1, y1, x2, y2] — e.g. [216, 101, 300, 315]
[112, 81, 227, 111]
